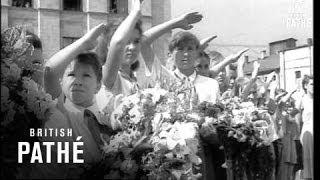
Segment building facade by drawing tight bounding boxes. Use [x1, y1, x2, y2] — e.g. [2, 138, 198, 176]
[279, 41, 313, 92]
[242, 38, 313, 91]
[1, 0, 172, 63]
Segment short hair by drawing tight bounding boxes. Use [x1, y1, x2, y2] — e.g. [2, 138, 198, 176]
[230, 76, 237, 81]
[229, 63, 237, 71]
[26, 31, 42, 49]
[302, 75, 313, 93]
[75, 52, 102, 82]
[199, 51, 210, 59]
[276, 88, 286, 94]
[134, 19, 143, 36]
[168, 31, 200, 53]
[287, 98, 296, 108]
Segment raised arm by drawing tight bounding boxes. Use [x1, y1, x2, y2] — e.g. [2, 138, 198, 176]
[210, 48, 249, 78]
[279, 89, 297, 104]
[199, 35, 217, 51]
[102, 0, 142, 89]
[92, 24, 115, 65]
[225, 64, 231, 79]
[44, 23, 109, 98]
[264, 71, 276, 88]
[241, 61, 260, 100]
[237, 54, 247, 80]
[141, 12, 203, 71]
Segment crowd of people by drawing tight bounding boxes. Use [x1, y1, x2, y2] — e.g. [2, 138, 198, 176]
[3, 0, 313, 179]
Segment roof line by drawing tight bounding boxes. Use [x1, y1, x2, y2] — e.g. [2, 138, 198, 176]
[211, 44, 267, 47]
[279, 44, 312, 52]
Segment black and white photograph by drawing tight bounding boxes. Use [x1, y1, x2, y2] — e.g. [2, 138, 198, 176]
[1, 0, 313, 179]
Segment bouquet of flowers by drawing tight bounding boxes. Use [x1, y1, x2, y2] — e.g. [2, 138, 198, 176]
[210, 97, 275, 180]
[100, 87, 204, 179]
[1, 27, 55, 179]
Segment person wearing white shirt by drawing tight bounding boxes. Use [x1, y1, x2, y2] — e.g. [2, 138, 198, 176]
[172, 67, 220, 104]
[143, 31, 223, 180]
[38, 22, 121, 178]
[143, 31, 220, 104]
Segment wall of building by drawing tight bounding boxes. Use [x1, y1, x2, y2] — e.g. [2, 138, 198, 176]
[1, 0, 170, 62]
[279, 45, 313, 92]
[269, 40, 296, 55]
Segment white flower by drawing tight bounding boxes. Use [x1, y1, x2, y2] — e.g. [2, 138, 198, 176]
[158, 130, 169, 139]
[231, 115, 246, 125]
[121, 94, 140, 106]
[162, 112, 171, 119]
[142, 88, 168, 104]
[160, 122, 198, 150]
[152, 113, 162, 131]
[128, 106, 142, 124]
[177, 93, 185, 101]
[232, 109, 241, 116]
[204, 117, 215, 124]
[160, 122, 171, 131]
[187, 113, 201, 121]
[167, 137, 181, 150]
[153, 138, 168, 151]
[152, 112, 171, 131]
[239, 101, 255, 109]
[177, 122, 198, 139]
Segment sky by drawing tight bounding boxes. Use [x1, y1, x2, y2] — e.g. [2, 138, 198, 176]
[170, 0, 313, 49]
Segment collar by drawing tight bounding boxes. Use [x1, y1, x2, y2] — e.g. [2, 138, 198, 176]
[173, 69, 197, 83]
[64, 98, 100, 119]
[119, 70, 137, 82]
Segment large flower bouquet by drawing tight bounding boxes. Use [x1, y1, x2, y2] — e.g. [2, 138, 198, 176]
[86, 79, 276, 179]
[98, 84, 206, 179]
[211, 97, 276, 180]
[1, 27, 55, 178]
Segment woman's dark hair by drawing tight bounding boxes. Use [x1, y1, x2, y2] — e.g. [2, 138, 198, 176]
[15, 29, 42, 49]
[287, 97, 296, 108]
[26, 31, 42, 49]
[302, 75, 313, 93]
[275, 88, 286, 95]
[199, 51, 209, 59]
[130, 60, 140, 72]
[76, 52, 102, 82]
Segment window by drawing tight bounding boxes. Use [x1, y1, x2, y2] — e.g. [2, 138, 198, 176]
[61, 37, 79, 49]
[109, 0, 118, 13]
[295, 71, 301, 79]
[63, 0, 82, 11]
[12, 0, 32, 8]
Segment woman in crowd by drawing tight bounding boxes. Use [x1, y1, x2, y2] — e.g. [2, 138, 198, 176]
[274, 89, 301, 180]
[101, 0, 203, 96]
[101, 0, 143, 97]
[297, 75, 313, 180]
